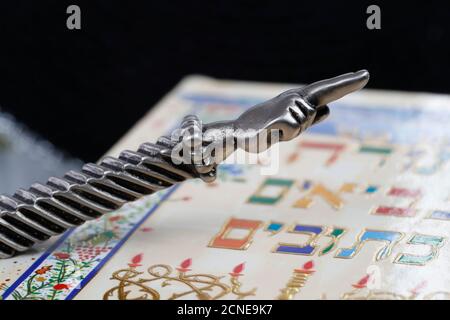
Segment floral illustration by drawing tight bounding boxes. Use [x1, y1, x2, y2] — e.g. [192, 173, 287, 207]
[5, 191, 169, 300]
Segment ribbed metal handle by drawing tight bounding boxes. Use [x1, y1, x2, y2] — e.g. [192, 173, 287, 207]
[0, 138, 204, 258]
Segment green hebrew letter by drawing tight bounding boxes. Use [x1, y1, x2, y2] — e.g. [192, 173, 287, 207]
[247, 178, 293, 205]
[395, 234, 446, 266]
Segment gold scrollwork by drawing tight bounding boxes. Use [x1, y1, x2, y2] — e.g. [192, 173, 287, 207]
[104, 261, 256, 300]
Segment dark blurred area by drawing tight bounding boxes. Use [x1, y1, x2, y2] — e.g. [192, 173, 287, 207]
[0, 0, 449, 162]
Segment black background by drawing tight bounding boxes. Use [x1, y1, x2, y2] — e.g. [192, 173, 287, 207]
[1, 1, 449, 161]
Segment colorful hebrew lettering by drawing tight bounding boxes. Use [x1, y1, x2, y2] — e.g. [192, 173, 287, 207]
[395, 234, 446, 266]
[387, 187, 421, 198]
[427, 210, 450, 221]
[359, 145, 393, 167]
[247, 178, 293, 205]
[359, 145, 393, 155]
[414, 147, 450, 175]
[298, 141, 346, 166]
[208, 218, 263, 250]
[264, 221, 285, 236]
[319, 227, 346, 256]
[372, 206, 416, 217]
[301, 180, 313, 191]
[338, 183, 379, 195]
[274, 224, 323, 255]
[293, 183, 344, 210]
[365, 185, 379, 194]
[372, 187, 421, 218]
[339, 183, 358, 193]
[335, 229, 404, 261]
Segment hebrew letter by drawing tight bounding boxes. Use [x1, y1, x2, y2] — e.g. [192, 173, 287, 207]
[274, 224, 323, 255]
[339, 183, 358, 193]
[359, 145, 392, 155]
[299, 141, 346, 166]
[373, 206, 416, 217]
[427, 210, 450, 221]
[247, 178, 293, 205]
[294, 183, 344, 210]
[319, 227, 347, 256]
[208, 218, 263, 250]
[387, 187, 421, 198]
[335, 229, 404, 261]
[412, 146, 450, 175]
[372, 187, 422, 218]
[359, 145, 393, 167]
[264, 221, 285, 236]
[395, 234, 446, 266]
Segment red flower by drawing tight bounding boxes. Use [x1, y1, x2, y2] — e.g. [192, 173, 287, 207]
[353, 274, 370, 289]
[35, 266, 52, 275]
[109, 215, 122, 222]
[54, 252, 70, 260]
[128, 253, 143, 268]
[53, 283, 69, 291]
[177, 258, 192, 272]
[230, 263, 245, 277]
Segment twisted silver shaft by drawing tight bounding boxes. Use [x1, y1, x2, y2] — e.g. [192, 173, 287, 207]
[0, 70, 369, 258]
